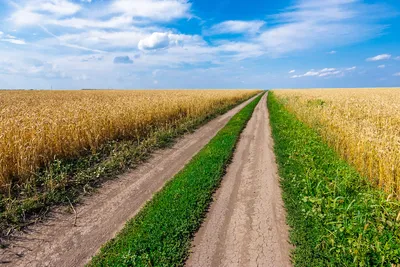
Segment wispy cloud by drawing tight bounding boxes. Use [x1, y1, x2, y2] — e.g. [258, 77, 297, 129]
[257, 0, 390, 55]
[291, 66, 356, 78]
[328, 50, 337, 54]
[394, 72, 400, 77]
[10, 0, 81, 26]
[378, 64, 385, 68]
[289, 70, 296, 73]
[207, 20, 265, 35]
[111, 0, 192, 22]
[366, 54, 391, 61]
[0, 32, 26, 45]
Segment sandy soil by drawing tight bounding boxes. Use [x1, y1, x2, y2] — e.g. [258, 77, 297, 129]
[0, 96, 256, 267]
[186, 93, 292, 267]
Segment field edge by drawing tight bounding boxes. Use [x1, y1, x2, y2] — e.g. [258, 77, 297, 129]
[268, 91, 400, 266]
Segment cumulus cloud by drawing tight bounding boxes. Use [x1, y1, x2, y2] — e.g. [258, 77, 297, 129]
[113, 56, 133, 64]
[366, 54, 391, 61]
[137, 32, 201, 51]
[289, 70, 296, 73]
[208, 20, 265, 35]
[138, 32, 172, 50]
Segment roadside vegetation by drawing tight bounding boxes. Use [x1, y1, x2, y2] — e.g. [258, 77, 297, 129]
[89, 94, 263, 266]
[273, 88, 400, 195]
[0, 90, 259, 239]
[268, 92, 400, 266]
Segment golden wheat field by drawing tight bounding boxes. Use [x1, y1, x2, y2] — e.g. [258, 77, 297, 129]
[273, 88, 400, 194]
[0, 90, 258, 188]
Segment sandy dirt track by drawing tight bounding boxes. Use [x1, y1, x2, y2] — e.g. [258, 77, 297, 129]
[0, 96, 257, 267]
[186, 93, 292, 267]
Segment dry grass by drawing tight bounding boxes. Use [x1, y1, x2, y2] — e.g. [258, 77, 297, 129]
[273, 88, 400, 195]
[0, 90, 258, 189]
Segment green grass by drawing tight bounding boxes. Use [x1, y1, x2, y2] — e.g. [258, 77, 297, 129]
[0, 94, 258, 240]
[89, 94, 263, 266]
[268, 92, 400, 266]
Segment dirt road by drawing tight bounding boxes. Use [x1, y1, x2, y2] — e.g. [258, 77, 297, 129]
[0, 96, 257, 267]
[186, 93, 291, 267]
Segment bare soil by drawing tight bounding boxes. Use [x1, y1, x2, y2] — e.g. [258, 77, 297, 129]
[0, 96, 255, 267]
[186, 93, 292, 267]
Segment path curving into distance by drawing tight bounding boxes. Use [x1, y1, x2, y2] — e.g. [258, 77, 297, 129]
[186, 93, 292, 267]
[0, 95, 258, 267]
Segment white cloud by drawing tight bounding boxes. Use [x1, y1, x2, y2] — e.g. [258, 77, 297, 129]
[0, 32, 26, 45]
[55, 30, 147, 49]
[328, 50, 337, 54]
[111, 0, 191, 22]
[257, 0, 388, 55]
[395, 56, 400, 60]
[35, 0, 81, 16]
[138, 32, 202, 51]
[1, 39, 26, 45]
[215, 41, 264, 60]
[366, 54, 391, 61]
[138, 32, 173, 50]
[394, 73, 400, 77]
[10, 0, 81, 26]
[10, 0, 189, 29]
[289, 70, 296, 73]
[378, 64, 385, 68]
[208, 20, 265, 35]
[291, 67, 356, 78]
[10, 9, 43, 26]
[50, 16, 134, 29]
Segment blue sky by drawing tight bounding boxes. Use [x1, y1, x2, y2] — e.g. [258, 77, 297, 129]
[0, 0, 399, 89]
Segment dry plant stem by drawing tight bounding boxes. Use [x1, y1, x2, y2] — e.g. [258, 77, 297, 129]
[66, 197, 77, 227]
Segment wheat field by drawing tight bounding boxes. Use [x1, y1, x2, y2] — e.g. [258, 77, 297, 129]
[0, 90, 258, 188]
[273, 88, 400, 195]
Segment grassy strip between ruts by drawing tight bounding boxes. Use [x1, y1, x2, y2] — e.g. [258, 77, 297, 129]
[89, 94, 263, 266]
[0, 93, 259, 241]
[268, 92, 400, 266]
